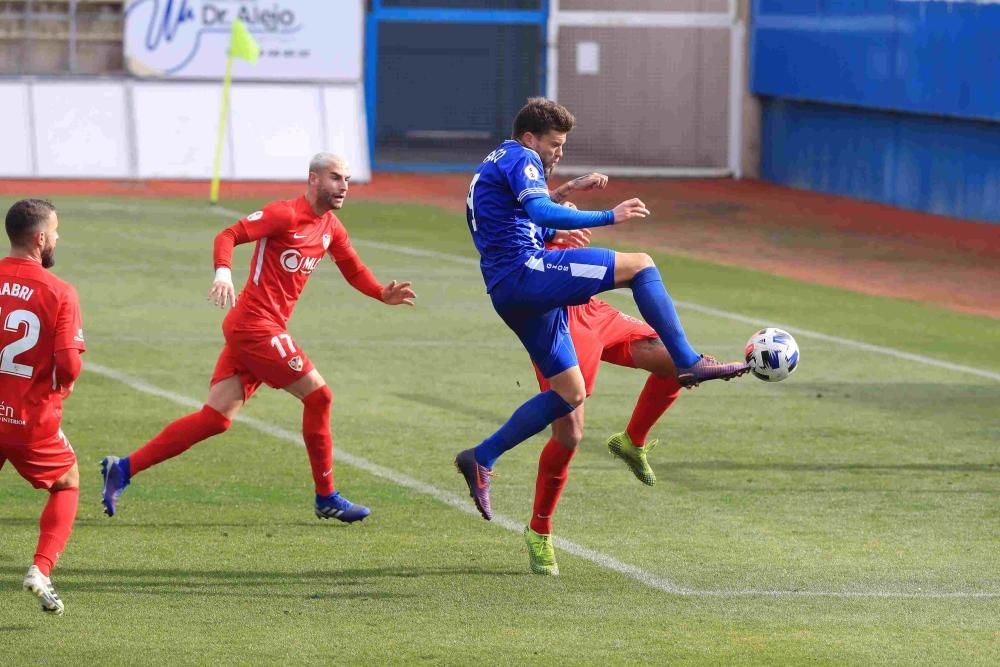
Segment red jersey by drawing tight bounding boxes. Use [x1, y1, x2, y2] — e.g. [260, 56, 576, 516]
[0, 257, 85, 445]
[214, 196, 382, 330]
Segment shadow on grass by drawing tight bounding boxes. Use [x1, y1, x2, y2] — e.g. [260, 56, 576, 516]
[0, 518, 323, 529]
[0, 566, 528, 598]
[392, 392, 508, 424]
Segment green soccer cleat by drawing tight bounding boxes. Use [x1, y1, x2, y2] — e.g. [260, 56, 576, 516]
[607, 432, 658, 486]
[524, 527, 559, 576]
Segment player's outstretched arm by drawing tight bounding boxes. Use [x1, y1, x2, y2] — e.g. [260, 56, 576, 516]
[523, 197, 615, 230]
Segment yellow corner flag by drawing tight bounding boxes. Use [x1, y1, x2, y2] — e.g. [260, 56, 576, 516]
[230, 18, 260, 64]
[211, 19, 260, 203]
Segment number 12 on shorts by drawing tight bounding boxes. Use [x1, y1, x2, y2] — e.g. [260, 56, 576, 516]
[270, 334, 296, 359]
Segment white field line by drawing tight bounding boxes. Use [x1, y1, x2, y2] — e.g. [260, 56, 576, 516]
[86, 361, 686, 596]
[87, 361, 999, 599]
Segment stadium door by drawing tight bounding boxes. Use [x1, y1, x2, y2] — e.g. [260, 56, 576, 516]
[366, 0, 548, 170]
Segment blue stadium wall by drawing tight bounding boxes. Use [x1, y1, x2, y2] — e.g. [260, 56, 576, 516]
[751, 1, 1000, 224]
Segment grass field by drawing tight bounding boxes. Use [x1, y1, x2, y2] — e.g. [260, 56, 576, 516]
[1, 195, 998, 664]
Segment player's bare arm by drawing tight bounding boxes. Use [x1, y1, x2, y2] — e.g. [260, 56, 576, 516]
[550, 172, 609, 204]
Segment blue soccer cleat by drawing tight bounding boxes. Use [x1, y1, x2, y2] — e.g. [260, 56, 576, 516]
[100, 455, 130, 517]
[315, 492, 370, 523]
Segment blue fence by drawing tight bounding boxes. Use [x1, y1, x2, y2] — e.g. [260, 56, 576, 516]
[366, 0, 547, 171]
[752, 1, 1000, 222]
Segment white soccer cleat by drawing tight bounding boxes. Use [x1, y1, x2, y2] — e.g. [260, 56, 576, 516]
[23, 565, 65, 616]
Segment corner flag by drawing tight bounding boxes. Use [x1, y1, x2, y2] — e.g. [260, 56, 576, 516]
[210, 19, 260, 204]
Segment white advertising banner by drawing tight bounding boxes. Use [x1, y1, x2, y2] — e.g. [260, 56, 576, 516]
[124, 0, 363, 81]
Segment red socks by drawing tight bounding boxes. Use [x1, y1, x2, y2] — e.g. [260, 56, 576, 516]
[626, 374, 681, 446]
[33, 487, 79, 576]
[302, 385, 335, 496]
[530, 437, 577, 535]
[130, 405, 232, 476]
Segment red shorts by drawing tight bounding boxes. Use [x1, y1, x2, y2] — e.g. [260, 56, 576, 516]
[0, 429, 76, 490]
[535, 298, 657, 396]
[211, 324, 315, 401]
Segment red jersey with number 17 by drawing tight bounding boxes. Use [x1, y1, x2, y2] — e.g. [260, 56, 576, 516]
[0, 257, 85, 445]
[214, 196, 362, 330]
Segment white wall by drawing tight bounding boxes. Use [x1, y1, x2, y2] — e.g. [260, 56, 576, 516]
[0, 79, 370, 182]
[0, 83, 34, 177]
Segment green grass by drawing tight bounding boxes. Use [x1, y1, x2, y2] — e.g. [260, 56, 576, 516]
[1, 195, 998, 664]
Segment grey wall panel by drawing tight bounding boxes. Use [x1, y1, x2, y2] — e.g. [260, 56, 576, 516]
[557, 26, 729, 168]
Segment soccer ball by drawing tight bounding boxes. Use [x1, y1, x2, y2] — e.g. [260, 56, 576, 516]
[745, 328, 799, 382]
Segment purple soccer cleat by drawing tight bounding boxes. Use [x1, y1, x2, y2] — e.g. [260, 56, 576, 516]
[454, 448, 494, 521]
[100, 455, 131, 517]
[676, 355, 750, 389]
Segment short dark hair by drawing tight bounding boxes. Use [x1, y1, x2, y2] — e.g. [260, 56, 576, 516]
[5, 199, 56, 247]
[511, 97, 575, 139]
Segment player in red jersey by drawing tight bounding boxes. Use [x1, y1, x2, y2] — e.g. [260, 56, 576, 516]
[1, 199, 86, 614]
[100, 154, 415, 522]
[522, 174, 683, 575]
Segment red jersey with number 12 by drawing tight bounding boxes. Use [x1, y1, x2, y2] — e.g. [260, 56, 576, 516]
[0, 257, 85, 445]
[216, 196, 360, 329]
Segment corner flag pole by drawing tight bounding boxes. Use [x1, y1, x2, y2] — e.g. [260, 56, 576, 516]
[210, 19, 260, 204]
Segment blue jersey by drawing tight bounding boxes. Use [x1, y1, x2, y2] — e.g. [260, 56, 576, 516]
[466, 140, 551, 291]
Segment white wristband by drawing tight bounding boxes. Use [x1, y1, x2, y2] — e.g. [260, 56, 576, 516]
[214, 267, 232, 284]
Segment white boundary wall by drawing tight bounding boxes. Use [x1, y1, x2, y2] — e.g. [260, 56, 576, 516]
[547, 0, 744, 177]
[1, 79, 371, 182]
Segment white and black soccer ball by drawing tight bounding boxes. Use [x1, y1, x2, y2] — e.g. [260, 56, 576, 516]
[745, 328, 799, 382]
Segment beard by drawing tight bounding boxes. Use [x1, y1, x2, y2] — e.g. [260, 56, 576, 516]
[318, 187, 343, 210]
[41, 245, 55, 268]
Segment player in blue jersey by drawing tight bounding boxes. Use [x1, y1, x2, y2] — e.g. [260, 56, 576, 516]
[455, 98, 748, 520]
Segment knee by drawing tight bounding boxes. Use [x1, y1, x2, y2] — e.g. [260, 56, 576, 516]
[303, 384, 334, 409]
[620, 253, 656, 282]
[557, 388, 586, 409]
[203, 405, 233, 434]
[552, 422, 583, 450]
[51, 463, 79, 491]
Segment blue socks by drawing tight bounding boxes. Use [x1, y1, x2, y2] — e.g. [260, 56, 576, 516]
[473, 390, 576, 469]
[630, 266, 701, 369]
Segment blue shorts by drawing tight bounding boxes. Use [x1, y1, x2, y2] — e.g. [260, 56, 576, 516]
[489, 248, 616, 378]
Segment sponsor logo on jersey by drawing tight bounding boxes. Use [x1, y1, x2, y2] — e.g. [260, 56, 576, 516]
[247, 210, 264, 221]
[0, 399, 25, 426]
[279, 249, 322, 274]
[288, 355, 304, 372]
[524, 164, 541, 181]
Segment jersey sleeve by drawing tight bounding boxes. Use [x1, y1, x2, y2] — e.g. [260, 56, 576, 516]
[214, 201, 295, 269]
[54, 284, 85, 353]
[327, 219, 383, 301]
[502, 148, 549, 205]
